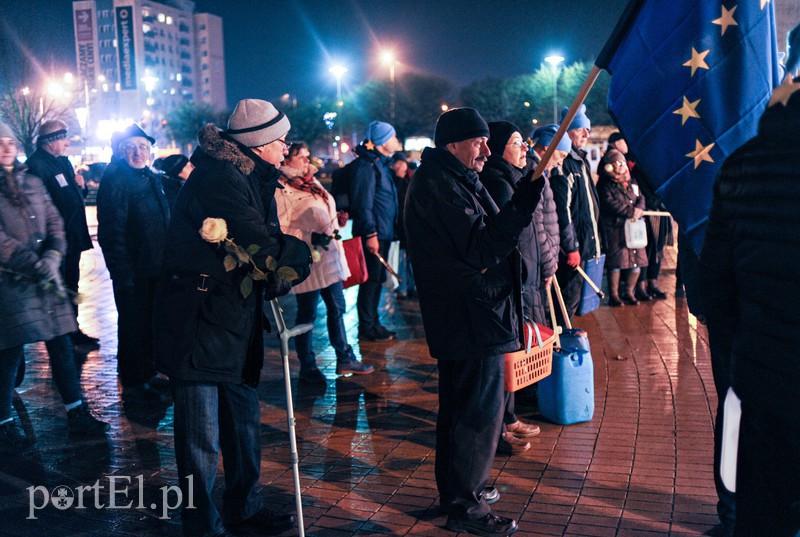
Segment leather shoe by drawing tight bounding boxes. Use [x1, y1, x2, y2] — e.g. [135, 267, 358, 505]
[227, 506, 295, 535]
[376, 325, 397, 337]
[299, 367, 327, 384]
[506, 420, 540, 438]
[336, 360, 374, 375]
[446, 513, 518, 536]
[648, 285, 668, 300]
[358, 328, 393, 342]
[497, 432, 530, 455]
[620, 293, 639, 306]
[608, 296, 624, 307]
[634, 287, 653, 302]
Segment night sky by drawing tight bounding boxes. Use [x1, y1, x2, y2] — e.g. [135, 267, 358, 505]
[2, 0, 631, 107]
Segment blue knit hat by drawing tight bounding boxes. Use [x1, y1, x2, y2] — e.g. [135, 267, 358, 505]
[560, 104, 591, 131]
[530, 124, 572, 152]
[364, 121, 396, 146]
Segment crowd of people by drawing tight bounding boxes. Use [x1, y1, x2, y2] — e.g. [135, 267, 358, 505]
[0, 68, 796, 535]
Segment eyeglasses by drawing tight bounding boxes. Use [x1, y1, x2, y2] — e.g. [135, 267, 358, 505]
[274, 138, 290, 150]
[508, 139, 527, 148]
[123, 143, 151, 153]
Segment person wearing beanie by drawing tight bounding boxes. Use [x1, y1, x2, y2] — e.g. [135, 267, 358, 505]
[550, 104, 603, 322]
[275, 141, 373, 382]
[96, 123, 171, 406]
[349, 119, 402, 342]
[405, 107, 546, 537]
[596, 148, 647, 307]
[153, 153, 193, 211]
[480, 121, 543, 458]
[0, 123, 109, 449]
[25, 120, 98, 350]
[699, 75, 800, 537]
[607, 133, 672, 303]
[153, 98, 310, 537]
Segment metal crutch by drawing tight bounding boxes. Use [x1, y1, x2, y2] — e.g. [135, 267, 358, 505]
[269, 298, 313, 537]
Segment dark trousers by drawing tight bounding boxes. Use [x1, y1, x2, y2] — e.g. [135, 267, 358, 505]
[63, 246, 82, 317]
[709, 332, 736, 534]
[171, 380, 262, 537]
[112, 277, 158, 387]
[436, 356, 505, 519]
[555, 261, 583, 324]
[0, 335, 82, 420]
[294, 280, 355, 368]
[734, 402, 800, 537]
[356, 239, 389, 333]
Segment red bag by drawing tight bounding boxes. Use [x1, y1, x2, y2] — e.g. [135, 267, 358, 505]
[342, 237, 368, 289]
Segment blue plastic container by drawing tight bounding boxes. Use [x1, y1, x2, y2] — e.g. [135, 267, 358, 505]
[576, 254, 605, 316]
[537, 347, 595, 425]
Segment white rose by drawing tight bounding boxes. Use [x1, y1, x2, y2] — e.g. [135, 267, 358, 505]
[200, 218, 228, 243]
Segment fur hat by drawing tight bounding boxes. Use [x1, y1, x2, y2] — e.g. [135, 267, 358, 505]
[434, 108, 490, 147]
[0, 122, 14, 140]
[487, 121, 520, 157]
[224, 99, 290, 148]
[530, 124, 572, 152]
[560, 104, 591, 131]
[364, 121, 396, 146]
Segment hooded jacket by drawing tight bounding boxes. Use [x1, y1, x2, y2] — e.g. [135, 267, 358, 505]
[405, 147, 540, 360]
[349, 143, 398, 241]
[550, 147, 602, 260]
[0, 164, 76, 348]
[154, 125, 309, 385]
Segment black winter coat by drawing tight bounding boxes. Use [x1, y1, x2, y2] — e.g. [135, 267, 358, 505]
[349, 144, 398, 241]
[480, 155, 545, 324]
[97, 160, 170, 283]
[154, 125, 289, 385]
[26, 149, 92, 253]
[699, 95, 800, 422]
[550, 148, 602, 260]
[405, 147, 539, 360]
[596, 169, 648, 270]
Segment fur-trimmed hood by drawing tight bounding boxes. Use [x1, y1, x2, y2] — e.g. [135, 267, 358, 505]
[197, 123, 255, 176]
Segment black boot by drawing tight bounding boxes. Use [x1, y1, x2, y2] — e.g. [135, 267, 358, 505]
[608, 271, 624, 307]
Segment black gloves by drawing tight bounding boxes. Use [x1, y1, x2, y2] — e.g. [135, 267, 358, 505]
[263, 270, 292, 300]
[511, 172, 546, 214]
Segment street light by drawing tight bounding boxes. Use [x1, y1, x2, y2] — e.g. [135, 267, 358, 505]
[544, 55, 565, 123]
[381, 50, 397, 124]
[328, 64, 347, 159]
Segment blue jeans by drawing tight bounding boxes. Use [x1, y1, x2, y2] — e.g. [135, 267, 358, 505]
[397, 248, 416, 295]
[171, 380, 262, 537]
[0, 335, 82, 421]
[294, 280, 354, 368]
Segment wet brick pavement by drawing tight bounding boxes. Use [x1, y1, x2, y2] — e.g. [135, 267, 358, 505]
[0, 208, 721, 536]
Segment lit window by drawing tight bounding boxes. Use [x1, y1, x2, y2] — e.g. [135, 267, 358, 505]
[143, 23, 151, 33]
[166, 16, 173, 25]
[157, 13, 165, 22]
[176, 73, 182, 81]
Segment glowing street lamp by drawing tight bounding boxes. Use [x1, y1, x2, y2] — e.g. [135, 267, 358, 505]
[544, 55, 565, 123]
[328, 64, 348, 159]
[381, 50, 397, 123]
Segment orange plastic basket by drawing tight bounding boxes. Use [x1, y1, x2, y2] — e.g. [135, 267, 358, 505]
[503, 322, 555, 392]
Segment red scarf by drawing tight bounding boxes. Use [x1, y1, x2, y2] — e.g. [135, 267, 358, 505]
[285, 175, 328, 202]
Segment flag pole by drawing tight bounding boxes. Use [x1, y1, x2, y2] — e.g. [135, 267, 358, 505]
[531, 65, 603, 181]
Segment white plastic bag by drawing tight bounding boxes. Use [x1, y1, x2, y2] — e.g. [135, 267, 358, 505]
[720, 387, 742, 492]
[382, 240, 400, 291]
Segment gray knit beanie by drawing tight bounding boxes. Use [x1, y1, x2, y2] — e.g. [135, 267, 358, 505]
[224, 99, 290, 148]
[0, 122, 14, 140]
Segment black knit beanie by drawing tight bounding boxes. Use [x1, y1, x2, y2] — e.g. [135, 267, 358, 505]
[434, 108, 490, 147]
[157, 154, 190, 178]
[487, 121, 520, 157]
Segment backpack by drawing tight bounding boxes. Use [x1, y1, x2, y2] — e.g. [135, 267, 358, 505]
[330, 158, 381, 212]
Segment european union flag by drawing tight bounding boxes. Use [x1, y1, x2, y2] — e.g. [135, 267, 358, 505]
[596, 0, 781, 254]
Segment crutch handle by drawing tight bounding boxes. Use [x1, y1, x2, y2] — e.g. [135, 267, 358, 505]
[285, 323, 314, 339]
[574, 264, 605, 298]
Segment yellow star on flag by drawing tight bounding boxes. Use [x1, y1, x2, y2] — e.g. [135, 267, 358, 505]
[712, 5, 738, 36]
[673, 96, 701, 125]
[683, 48, 710, 76]
[686, 139, 715, 169]
[364, 140, 375, 151]
[760, 0, 770, 9]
